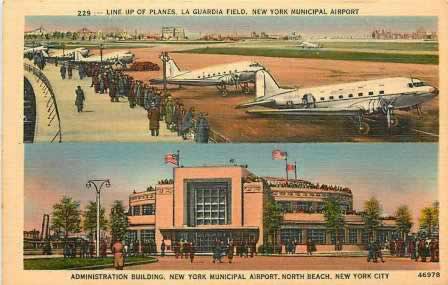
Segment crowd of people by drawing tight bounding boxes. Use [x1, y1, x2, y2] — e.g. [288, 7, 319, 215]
[389, 237, 439, 262]
[29, 54, 211, 142]
[267, 179, 352, 194]
[61, 239, 107, 259]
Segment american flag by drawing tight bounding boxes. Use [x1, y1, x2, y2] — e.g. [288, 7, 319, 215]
[164, 153, 178, 165]
[272, 150, 287, 160]
[287, 163, 296, 171]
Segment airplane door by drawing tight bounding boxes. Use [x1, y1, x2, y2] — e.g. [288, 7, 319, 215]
[302, 94, 316, 108]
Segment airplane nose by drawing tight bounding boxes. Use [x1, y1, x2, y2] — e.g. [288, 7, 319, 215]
[431, 87, 439, 96]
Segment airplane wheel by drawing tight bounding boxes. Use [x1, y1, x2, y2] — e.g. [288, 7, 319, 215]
[390, 117, 399, 127]
[358, 122, 370, 135]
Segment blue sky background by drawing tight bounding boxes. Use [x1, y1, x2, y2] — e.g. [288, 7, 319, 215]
[25, 16, 437, 36]
[25, 143, 438, 230]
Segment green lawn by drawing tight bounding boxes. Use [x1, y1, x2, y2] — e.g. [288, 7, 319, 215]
[317, 41, 438, 51]
[24, 256, 157, 270]
[175, 47, 438, 64]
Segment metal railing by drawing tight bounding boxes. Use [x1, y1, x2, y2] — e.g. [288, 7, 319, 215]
[24, 63, 62, 143]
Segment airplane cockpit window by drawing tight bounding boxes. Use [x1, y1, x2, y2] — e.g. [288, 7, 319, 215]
[358, 93, 363, 97]
[413, 82, 427, 87]
[379, 91, 385, 95]
[249, 63, 261, 67]
[408, 83, 414, 88]
[368, 91, 374, 96]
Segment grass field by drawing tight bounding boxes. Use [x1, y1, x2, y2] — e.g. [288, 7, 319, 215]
[176, 47, 438, 64]
[317, 41, 438, 51]
[24, 256, 157, 270]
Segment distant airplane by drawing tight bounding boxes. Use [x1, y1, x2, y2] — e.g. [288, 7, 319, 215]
[49, 47, 90, 59]
[150, 54, 266, 96]
[73, 50, 135, 65]
[237, 70, 438, 134]
[24, 46, 48, 57]
[297, 41, 321, 49]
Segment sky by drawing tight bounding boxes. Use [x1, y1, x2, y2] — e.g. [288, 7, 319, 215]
[25, 16, 437, 36]
[24, 143, 438, 231]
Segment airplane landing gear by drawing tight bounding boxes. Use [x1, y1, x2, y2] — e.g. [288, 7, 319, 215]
[358, 122, 370, 135]
[389, 116, 399, 128]
[217, 82, 228, 97]
[240, 82, 250, 95]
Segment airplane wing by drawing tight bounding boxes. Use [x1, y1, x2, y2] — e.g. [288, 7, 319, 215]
[246, 107, 363, 117]
[149, 78, 226, 86]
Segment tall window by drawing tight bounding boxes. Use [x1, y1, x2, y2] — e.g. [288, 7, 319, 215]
[127, 230, 138, 242]
[133, 206, 141, 216]
[308, 229, 326, 244]
[186, 180, 231, 226]
[142, 204, 155, 215]
[141, 229, 155, 243]
[330, 229, 345, 244]
[349, 229, 358, 244]
[281, 228, 303, 244]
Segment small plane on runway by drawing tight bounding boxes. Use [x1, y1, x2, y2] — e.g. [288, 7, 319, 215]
[297, 41, 321, 49]
[237, 70, 438, 134]
[150, 53, 266, 96]
[73, 50, 135, 65]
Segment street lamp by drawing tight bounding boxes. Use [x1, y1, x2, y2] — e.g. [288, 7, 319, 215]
[85, 179, 110, 257]
[99, 43, 104, 65]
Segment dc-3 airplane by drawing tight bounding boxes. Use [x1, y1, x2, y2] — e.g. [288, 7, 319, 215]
[50, 47, 90, 59]
[237, 70, 438, 134]
[297, 41, 321, 49]
[73, 50, 135, 65]
[150, 54, 266, 96]
[24, 46, 49, 57]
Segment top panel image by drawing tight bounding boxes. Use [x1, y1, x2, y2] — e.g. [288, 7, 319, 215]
[23, 16, 439, 143]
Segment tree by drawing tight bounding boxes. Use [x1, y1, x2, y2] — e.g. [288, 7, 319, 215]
[263, 194, 283, 252]
[361, 197, 382, 241]
[83, 201, 108, 240]
[395, 205, 413, 239]
[419, 202, 439, 237]
[110, 200, 128, 242]
[323, 197, 345, 249]
[51, 196, 81, 239]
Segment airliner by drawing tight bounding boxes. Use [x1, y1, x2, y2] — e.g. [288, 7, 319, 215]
[50, 47, 90, 59]
[297, 41, 321, 49]
[150, 53, 266, 96]
[24, 46, 48, 57]
[237, 70, 438, 134]
[74, 50, 135, 65]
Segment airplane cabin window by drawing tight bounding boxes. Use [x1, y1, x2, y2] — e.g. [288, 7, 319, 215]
[348, 94, 353, 98]
[320, 97, 325, 101]
[329, 96, 334, 100]
[379, 91, 385, 95]
[408, 83, 414, 88]
[358, 93, 363, 97]
[368, 91, 374, 96]
[339, 95, 344, 99]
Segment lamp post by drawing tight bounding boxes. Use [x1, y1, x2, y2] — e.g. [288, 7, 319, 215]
[86, 179, 110, 257]
[99, 43, 104, 65]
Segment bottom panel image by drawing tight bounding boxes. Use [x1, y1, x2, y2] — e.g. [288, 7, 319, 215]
[24, 143, 439, 270]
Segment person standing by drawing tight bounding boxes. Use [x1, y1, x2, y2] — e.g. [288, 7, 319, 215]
[112, 239, 125, 270]
[160, 240, 166, 257]
[306, 239, 313, 256]
[189, 242, 195, 263]
[147, 104, 161, 136]
[227, 241, 234, 263]
[60, 64, 66, 80]
[75, 86, 85, 112]
[67, 63, 73, 79]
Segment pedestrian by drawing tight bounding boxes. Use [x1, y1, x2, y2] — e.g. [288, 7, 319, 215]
[160, 239, 166, 257]
[227, 241, 234, 263]
[189, 242, 195, 263]
[60, 64, 66, 80]
[181, 107, 194, 140]
[67, 64, 73, 79]
[147, 103, 160, 136]
[75, 86, 85, 112]
[306, 239, 313, 256]
[78, 64, 84, 80]
[112, 238, 125, 270]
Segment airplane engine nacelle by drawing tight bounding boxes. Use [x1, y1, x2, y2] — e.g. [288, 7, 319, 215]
[238, 72, 256, 82]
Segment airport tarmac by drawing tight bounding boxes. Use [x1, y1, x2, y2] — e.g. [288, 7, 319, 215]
[114, 47, 438, 142]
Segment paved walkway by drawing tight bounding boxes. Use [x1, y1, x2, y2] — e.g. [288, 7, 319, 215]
[126, 255, 439, 270]
[26, 60, 185, 142]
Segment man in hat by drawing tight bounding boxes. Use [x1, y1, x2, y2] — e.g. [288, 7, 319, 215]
[147, 103, 160, 136]
[75, 86, 85, 112]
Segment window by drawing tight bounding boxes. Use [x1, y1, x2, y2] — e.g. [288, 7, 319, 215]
[358, 93, 363, 97]
[368, 91, 374, 96]
[307, 229, 326, 244]
[140, 229, 155, 243]
[349, 229, 358, 244]
[379, 90, 385, 95]
[329, 96, 334, 100]
[408, 83, 413, 88]
[142, 204, 155, 215]
[320, 97, 325, 101]
[280, 228, 303, 244]
[338, 95, 344, 99]
[127, 230, 138, 242]
[348, 94, 353, 98]
[330, 230, 345, 244]
[133, 205, 141, 216]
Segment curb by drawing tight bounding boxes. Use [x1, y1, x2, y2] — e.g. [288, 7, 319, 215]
[72, 259, 158, 270]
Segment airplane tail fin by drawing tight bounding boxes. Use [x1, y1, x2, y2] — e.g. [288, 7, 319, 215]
[166, 58, 181, 77]
[255, 70, 283, 99]
[74, 50, 85, 61]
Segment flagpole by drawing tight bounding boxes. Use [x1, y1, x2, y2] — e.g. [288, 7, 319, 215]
[176, 150, 180, 167]
[294, 161, 297, 179]
[285, 152, 288, 184]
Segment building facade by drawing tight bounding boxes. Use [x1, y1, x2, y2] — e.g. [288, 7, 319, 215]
[127, 165, 397, 253]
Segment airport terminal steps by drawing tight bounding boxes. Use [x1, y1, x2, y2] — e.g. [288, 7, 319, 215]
[27, 61, 186, 142]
